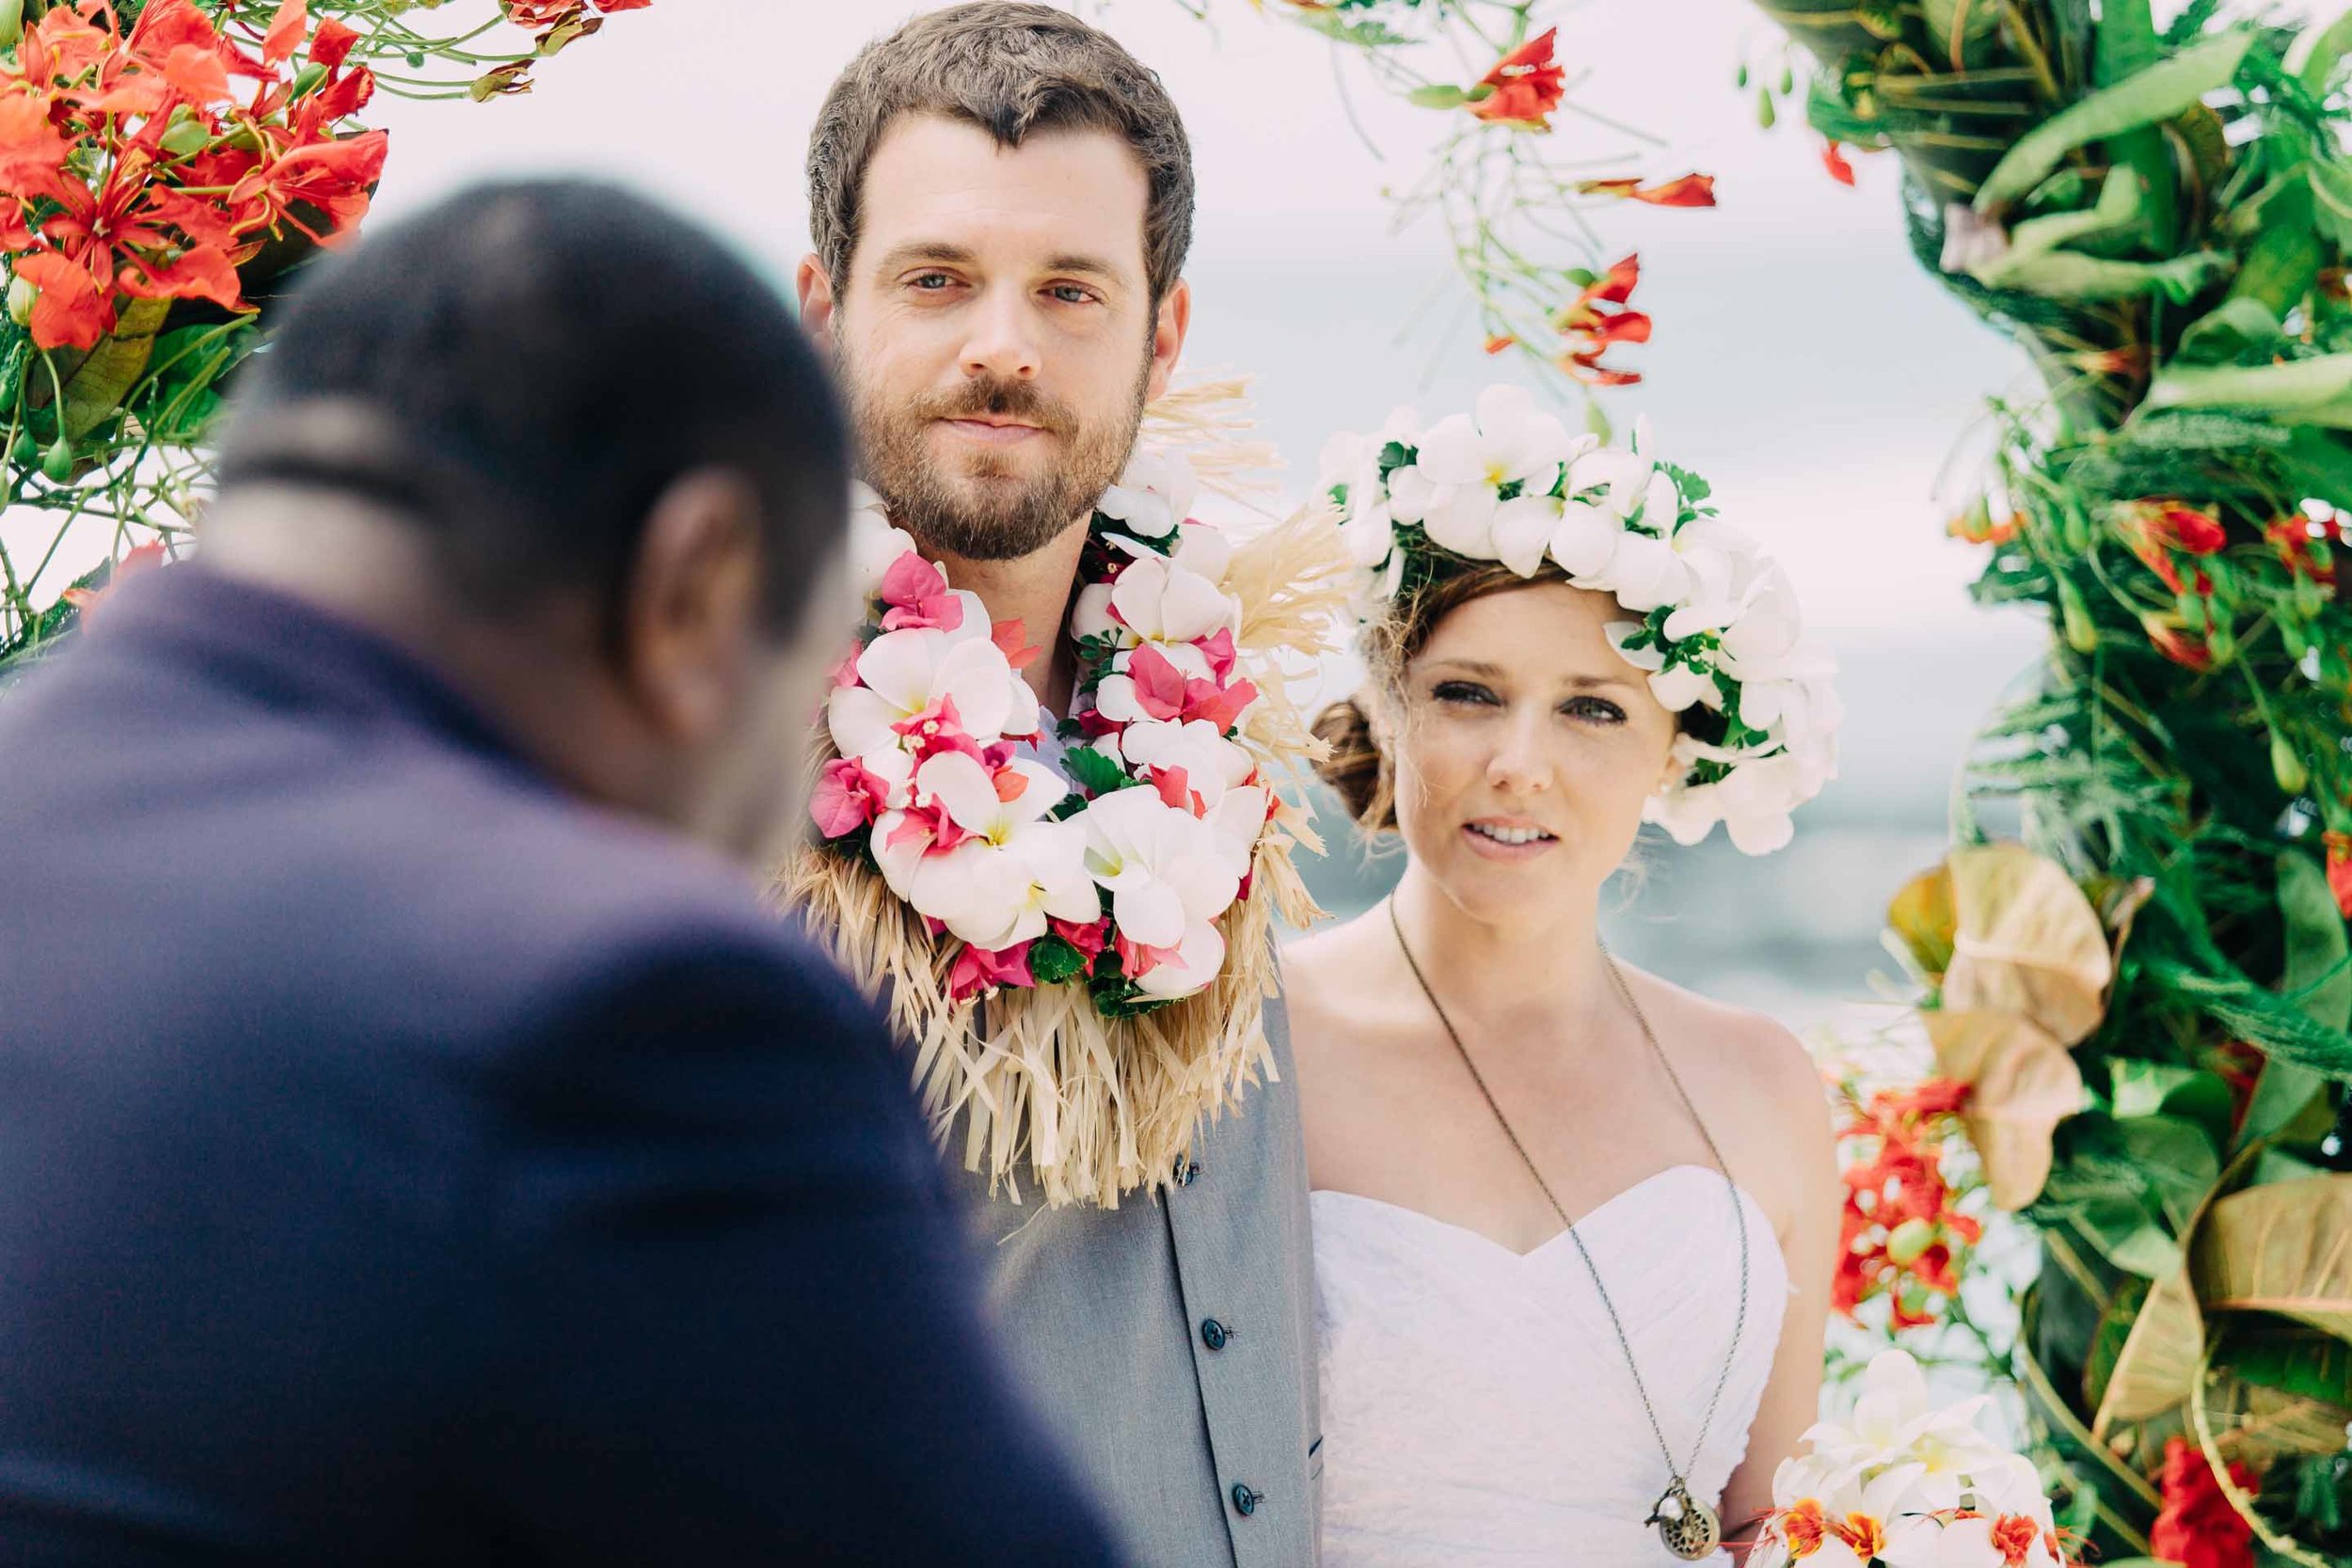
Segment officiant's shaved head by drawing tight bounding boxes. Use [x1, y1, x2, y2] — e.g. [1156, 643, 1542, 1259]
[799, 3, 1195, 564]
[203, 178, 857, 863]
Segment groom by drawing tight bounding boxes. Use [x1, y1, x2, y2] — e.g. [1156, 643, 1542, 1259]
[798, 6, 1316, 1563]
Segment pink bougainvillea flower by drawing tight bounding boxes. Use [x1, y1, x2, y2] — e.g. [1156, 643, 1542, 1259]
[947, 940, 1035, 1002]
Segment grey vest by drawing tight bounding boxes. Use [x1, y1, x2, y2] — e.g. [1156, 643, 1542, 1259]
[959, 990, 1319, 1567]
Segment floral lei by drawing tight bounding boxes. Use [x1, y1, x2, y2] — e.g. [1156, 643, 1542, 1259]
[1320, 383, 1842, 854]
[787, 383, 1348, 1208]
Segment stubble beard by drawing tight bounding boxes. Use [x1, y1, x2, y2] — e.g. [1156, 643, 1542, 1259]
[842, 337, 1152, 562]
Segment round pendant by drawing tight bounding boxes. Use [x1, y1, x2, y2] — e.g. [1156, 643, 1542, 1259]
[1648, 1480, 1721, 1560]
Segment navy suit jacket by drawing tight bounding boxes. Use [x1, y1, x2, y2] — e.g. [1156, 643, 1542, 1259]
[0, 567, 1120, 1565]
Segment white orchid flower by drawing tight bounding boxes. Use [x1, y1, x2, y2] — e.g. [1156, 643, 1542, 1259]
[1095, 450, 1200, 541]
[1111, 718, 1256, 808]
[1078, 785, 1241, 999]
[827, 626, 1036, 760]
[1802, 1352, 2011, 1518]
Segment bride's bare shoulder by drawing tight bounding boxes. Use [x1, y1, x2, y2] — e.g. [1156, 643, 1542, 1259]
[1279, 911, 1413, 1048]
[1618, 964, 1828, 1129]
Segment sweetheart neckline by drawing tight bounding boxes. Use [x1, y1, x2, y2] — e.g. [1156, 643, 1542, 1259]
[1310, 1164, 1776, 1263]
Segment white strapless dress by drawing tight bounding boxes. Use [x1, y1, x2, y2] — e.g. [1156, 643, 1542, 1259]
[1311, 1165, 1788, 1566]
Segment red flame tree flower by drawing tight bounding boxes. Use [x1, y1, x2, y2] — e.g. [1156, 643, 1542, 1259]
[0, 0, 647, 670]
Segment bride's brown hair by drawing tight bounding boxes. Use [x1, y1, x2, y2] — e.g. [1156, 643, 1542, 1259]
[1312, 561, 1580, 832]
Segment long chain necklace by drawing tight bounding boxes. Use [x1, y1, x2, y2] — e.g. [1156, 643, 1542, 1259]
[1387, 899, 1751, 1561]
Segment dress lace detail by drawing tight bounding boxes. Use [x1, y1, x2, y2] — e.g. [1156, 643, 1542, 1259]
[1311, 1165, 1788, 1565]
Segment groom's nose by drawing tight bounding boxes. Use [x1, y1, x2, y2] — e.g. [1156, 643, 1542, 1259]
[959, 290, 1041, 384]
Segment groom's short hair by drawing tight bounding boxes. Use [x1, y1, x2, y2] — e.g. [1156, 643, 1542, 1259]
[808, 2, 1194, 303]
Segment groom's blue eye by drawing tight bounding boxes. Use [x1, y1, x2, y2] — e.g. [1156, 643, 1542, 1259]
[1046, 284, 1096, 305]
[910, 274, 954, 291]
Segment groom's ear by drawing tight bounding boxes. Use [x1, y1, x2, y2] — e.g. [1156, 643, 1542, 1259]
[796, 254, 837, 353]
[1143, 278, 1191, 404]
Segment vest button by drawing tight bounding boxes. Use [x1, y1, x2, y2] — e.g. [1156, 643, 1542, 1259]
[1200, 1318, 1230, 1351]
[1230, 1482, 1261, 1517]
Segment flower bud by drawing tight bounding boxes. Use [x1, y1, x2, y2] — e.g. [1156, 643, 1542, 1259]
[1886, 1217, 1937, 1267]
[2058, 577, 2098, 654]
[41, 436, 73, 483]
[6, 272, 34, 328]
[2273, 734, 2311, 796]
[0, 0, 22, 51]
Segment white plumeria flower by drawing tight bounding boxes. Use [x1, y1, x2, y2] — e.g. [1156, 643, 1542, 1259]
[1073, 534, 1241, 654]
[1109, 718, 1256, 808]
[1564, 444, 1658, 519]
[827, 626, 1035, 761]
[875, 753, 1095, 951]
[848, 483, 919, 600]
[1320, 427, 1410, 571]
[1204, 783, 1269, 882]
[1095, 450, 1199, 541]
[1078, 785, 1241, 999]
[1389, 385, 1582, 560]
[1606, 621, 1721, 714]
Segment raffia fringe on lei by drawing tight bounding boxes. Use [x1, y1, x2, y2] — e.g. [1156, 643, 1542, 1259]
[783, 379, 1353, 1209]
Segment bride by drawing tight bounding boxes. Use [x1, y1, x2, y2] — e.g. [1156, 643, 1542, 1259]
[1284, 391, 1843, 1564]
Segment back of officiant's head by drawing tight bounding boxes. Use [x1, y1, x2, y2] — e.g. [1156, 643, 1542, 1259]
[208, 177, 850, 863]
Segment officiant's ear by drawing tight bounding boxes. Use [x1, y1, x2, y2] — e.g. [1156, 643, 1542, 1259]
[1143, 278, 1192, 404]
[796, 255, 837, 353]
[618, 467, 767, 746]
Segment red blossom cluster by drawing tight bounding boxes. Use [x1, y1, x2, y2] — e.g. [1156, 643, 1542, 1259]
[503, 0, 650, 49]
[1467, 27, 1565, 130]
[2266, 507, 2342, 587]
[2149, 1437, 2260, 1568]
[1551, 253, 1648, 386]
[1833, 1078, 1983, 1328]
[0, 0, 386, 352]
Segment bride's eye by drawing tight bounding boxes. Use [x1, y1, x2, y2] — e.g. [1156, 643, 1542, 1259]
[1431, 680, 1500, 707]
[1563, 695, 1629, 724]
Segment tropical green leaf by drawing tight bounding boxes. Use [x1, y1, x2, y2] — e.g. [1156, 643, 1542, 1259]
[2173, 297, 2286, 367]
[2280, 850, 2352, 1036]
[2195, 1174, 2352, 1341]
[1974, 30, 2258, 214]
[1972, 246, 2230, 303]
[2311, 158, 2352, 250]
[2142, 355, 2352, 426]
[2297, 7, 2352, 93]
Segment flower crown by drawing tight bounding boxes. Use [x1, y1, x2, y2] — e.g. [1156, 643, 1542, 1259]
[1318, 384, 1841, 855]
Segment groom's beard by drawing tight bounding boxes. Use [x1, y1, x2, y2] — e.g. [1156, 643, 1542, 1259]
[845, 351, 1151, 562]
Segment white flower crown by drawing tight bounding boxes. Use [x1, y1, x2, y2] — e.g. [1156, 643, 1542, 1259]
[1318, 384, 1841, 855]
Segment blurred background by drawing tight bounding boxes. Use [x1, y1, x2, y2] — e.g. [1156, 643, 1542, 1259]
[5, 0, 2061, 1035]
